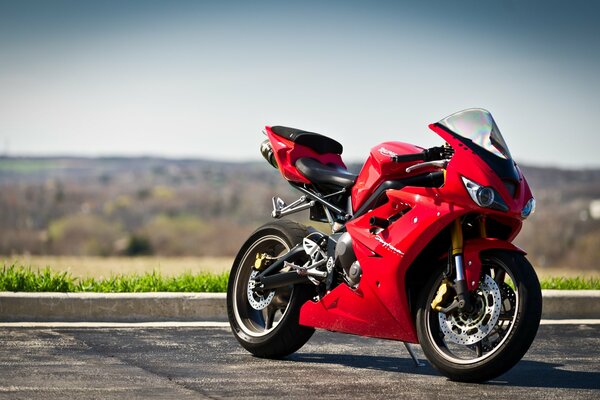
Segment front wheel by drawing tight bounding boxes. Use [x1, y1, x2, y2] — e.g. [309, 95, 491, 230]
[227, 220, 315, 358]
[416, 250, 542, 382]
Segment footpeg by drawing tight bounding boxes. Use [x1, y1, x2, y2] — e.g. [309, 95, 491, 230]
[271, 197, 287, 218]
[288, 259, 327, 280]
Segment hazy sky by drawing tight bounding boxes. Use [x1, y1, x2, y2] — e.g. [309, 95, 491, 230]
[0, 0, 598, 167]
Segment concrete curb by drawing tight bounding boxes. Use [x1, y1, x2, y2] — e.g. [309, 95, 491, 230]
[0, 292, 227, 322]
[540, 290, 600, 319]
[1, 290, 599, 322]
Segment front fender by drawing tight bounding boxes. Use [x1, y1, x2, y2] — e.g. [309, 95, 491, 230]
[463, 239, 526, 291]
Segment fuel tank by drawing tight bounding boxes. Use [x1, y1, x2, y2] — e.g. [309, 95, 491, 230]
[352, 142, 424, 212]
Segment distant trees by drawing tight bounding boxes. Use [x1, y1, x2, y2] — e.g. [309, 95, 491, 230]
[124, 234, 153, 256]
[47, 214, 124, 256]
[0, 158, 598, 271]
[0, 157, 290, 257]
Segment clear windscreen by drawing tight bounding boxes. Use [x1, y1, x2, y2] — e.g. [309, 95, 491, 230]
[437, 108, 512, 159]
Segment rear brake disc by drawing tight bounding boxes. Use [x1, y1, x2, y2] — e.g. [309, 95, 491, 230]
[247, 270, 275, 310]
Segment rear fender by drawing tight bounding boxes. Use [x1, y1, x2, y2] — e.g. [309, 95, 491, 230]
[463, 239, 526, 291]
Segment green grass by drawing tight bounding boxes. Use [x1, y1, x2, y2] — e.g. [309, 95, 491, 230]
[0, 159, 62, 172]
[0, 264, 229, 292]
[539, 276, 600, 290]
[1, 264, 599, 292]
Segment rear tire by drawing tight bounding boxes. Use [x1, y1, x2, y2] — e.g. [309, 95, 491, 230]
[227, 220, 315, 358]
[416, 250, 542, 382]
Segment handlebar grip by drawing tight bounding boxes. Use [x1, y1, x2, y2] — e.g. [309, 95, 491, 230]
[391, 153, 425, 163]
[403, 171, 445, 188]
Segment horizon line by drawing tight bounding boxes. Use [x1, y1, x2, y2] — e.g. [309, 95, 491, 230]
[1, 154, 599, 171]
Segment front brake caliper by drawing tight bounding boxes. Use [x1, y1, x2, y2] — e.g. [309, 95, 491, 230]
[431, 279, 454, 311]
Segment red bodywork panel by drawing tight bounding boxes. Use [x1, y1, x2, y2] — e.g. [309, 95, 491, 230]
[301, 187, 463, 343]
[265, 126, 347, 184]
[300, 234, 526, 343]
[463, 239, 525, 291]
[351, 141, 425, 212]
[265, 121, 533, 343]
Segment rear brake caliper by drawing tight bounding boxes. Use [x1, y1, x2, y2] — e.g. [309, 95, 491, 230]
[254, 253, 277, 271]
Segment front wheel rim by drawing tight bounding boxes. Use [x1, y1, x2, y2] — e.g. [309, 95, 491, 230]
[425, 258, 520, 365]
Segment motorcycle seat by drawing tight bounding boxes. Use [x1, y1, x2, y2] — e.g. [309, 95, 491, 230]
[271, 126, 343, 155]
[295, 157, 357, 189]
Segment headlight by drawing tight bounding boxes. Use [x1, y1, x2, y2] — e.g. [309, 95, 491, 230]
[475, 186, 494, 207]
[461, 176, 508, 211]
[522, 198, 536, 218]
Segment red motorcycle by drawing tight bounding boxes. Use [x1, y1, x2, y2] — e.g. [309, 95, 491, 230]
[227, 108, 542, 382]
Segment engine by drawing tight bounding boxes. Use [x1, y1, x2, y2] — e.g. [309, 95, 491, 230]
[334, 232, 361, 288]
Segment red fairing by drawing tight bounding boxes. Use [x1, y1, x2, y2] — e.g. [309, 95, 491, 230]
[351, 141, 425, 212]
[300, 236, 417, 342]
[301, 186, 464, 343]
[265, 126, 346, 184]
[299, 123, 533, 342]
[428, 123, 532, 222]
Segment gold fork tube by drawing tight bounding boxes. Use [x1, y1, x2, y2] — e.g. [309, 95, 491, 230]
[450, 219, 463, 255]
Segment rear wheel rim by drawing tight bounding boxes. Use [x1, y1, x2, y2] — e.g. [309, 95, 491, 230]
[232, 235, 295, 338]
[425, 257, 519, 365]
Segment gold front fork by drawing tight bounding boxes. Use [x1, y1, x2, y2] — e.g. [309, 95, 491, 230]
[451, 215, 487, 250]
[445, 218, 471, 312]
[450, 219, 463, 255]
[479, 215, 487, 239]
[433, 216, 486, 312]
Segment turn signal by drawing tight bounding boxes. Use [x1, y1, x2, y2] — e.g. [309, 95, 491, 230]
[522, 198, 536, 218]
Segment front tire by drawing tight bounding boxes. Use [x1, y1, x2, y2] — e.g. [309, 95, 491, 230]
[416, 250, 542, 382]
[227, 220, 315, 358]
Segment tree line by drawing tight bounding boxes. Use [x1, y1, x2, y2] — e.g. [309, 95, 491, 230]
[0, 157, 598, 270]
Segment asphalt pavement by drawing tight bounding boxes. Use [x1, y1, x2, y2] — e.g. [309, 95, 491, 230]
[0, 323, 598, 399]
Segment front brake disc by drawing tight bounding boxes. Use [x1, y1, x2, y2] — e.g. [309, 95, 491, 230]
[438, 274, 502, 345]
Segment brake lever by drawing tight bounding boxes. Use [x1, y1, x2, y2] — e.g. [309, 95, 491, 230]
[405, 159, 450, 174]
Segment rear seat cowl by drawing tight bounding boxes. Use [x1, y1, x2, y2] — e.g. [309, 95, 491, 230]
[271, 126, 343, 155]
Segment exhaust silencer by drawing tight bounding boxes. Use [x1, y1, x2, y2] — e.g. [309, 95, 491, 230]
[260, 139, 278, 169]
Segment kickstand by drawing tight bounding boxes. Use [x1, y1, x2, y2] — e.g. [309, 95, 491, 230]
[403, 342, 425, 367]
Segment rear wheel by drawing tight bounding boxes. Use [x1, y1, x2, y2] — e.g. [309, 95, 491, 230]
[416, 250, 542, 382]
[227, 220, 315, 358]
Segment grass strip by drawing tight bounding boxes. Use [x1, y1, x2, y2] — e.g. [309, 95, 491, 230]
[539, 276, 600, 290]
[0, 264, 228, 293]
[1, 264, 599, 292]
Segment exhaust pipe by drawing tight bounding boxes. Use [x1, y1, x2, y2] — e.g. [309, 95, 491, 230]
[256, 271, 310, 290]
[260, 139, 278, 169]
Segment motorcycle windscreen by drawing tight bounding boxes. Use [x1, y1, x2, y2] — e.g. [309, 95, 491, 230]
[436, 108, 519, 181]
[438, 108, 511, 159]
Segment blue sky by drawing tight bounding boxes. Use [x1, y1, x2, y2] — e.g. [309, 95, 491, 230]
[0, 0, 598, 167]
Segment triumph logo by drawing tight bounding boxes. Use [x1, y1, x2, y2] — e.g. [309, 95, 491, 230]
[374, 235, 404, 255]
[378, 147, 398, 158]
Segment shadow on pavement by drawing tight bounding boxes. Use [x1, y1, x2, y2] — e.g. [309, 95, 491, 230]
[290, 354, 599, 390]
[288, 352, 438, 376]
[492, 360, 600, 390]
